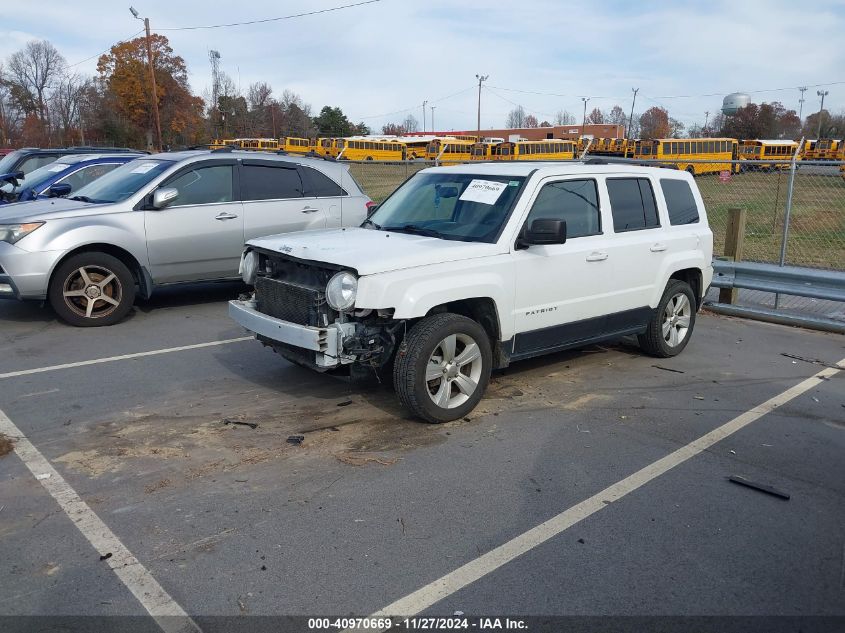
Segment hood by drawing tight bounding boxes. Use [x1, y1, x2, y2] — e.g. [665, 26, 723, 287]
[247, 227, 504, 275]
[0, 197, 115, 223]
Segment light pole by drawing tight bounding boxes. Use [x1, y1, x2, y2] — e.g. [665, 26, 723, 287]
[627, 88, 638, 142]
[703, 111, 709, 136]
[815, 90, 828, 139]
[797, 86, 807, 124]
[130, 6, 163, 152]
[422, 100, 427, 133]
[430, 105, 436, 132]
[475, 74, 488, 142]
[581, 96, 591, 135]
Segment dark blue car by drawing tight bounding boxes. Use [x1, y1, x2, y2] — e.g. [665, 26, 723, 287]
[0, 153, 143, 204]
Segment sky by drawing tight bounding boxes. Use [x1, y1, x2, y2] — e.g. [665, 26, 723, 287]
[2, 0, 844, 133]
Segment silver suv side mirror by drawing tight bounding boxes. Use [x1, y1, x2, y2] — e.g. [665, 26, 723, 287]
[152, 187, 179, 209]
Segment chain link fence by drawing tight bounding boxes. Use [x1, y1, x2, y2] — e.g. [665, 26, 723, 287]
[344, 157, 845, 272]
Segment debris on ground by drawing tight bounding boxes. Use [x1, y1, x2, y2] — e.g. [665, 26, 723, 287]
[398, 517, 406, 535]
[286, 435, 305, 446]
[336, 400, 353, 407]
[0, 433, 14, 457]
[729, 475, 790, 500]
[237, 595, 247, 613]
[780, 353, 841, 369]
[693, 396, 705, 400]
[35, 473, 51, 480]
[577, 538, 585, 544]
[223, 418, 258, 430]
[99, 552, 113, 561]
[335, 452, 398, 467]
[652, 365, 685, 374]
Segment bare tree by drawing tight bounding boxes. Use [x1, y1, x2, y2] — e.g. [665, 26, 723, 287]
[7, 40, 66, 129]
[607, 105, 627, 126]
[554, 109, 576, 125]
[524, 114, 538, 128]
[587, 107, 605, 124]
[401, 114, 419, 132]
[51, 72, 86, 144]
[0, 63, 24, 146]
[506, 105, 527, 128]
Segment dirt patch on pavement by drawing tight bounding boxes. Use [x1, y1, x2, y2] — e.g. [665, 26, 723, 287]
[0, 433, 14, 457]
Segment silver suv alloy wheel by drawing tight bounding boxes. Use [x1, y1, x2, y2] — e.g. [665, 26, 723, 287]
[425, 333, 483, 409]
[62, 265, 123, 319]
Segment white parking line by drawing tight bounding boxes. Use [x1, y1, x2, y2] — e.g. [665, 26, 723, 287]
[364, 359, 844, 622]
[0, 407, 201, 633]
[0, 337, 252, 380]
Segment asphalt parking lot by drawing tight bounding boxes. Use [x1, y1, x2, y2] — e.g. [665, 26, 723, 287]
[0, 284, 844, 631]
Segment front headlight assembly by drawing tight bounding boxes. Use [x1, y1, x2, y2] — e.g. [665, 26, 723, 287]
[326, 271, 358, 311]
[241, 250, 259, 285]
[0, 222, 44, 244]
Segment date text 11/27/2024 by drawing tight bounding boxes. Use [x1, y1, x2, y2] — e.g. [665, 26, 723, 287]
[308, 617, 528, 630]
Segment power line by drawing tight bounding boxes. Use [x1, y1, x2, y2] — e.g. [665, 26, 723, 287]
[487, 85, 626, 101]
[352, 86, 475, 121]
[157, 0, 384, 31]
[67, 30, 144, 68]
[648, 80, 845, 99]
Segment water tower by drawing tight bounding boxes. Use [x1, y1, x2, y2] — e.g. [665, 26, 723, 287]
[722, 92, 750, 116]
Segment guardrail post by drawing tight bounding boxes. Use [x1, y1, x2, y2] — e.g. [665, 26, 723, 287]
[719, 207, 747, 304]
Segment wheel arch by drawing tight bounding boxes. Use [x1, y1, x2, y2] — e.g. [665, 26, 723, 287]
[668, 267, 703, 309]
[425, 297, 508, 368]
[49, 243, 151, 299]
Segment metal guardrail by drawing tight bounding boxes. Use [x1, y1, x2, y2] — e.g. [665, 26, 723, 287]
[706, 259, 845, 333]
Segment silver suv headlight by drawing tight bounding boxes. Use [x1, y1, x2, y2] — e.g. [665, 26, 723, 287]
[241, 250, 259, 285]
[0, 222, 44, 244]
[326, 271, 357, 311]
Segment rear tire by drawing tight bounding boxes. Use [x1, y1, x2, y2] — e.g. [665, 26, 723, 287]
[638, 280, 696, 358]
[48, 252, 136, 327]
[394, 313, 492, 423]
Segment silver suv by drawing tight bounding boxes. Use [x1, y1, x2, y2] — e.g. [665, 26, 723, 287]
[0, 149, 371, 326]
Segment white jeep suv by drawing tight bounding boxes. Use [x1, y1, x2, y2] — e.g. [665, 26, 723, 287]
[230, 161, 712, 422]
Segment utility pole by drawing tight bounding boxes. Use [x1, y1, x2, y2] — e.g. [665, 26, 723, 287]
[627, 88, 638, 142]
[422, 100, 427, 133]
[703, 111, 709, 136]
[797, 86, 807, 123]
[475, 74, 488, 141]
[816, 90, 828, 139]
[581, 96, 591, 135]
[130, 7, 163, 152]
[430, 105, 436, 132]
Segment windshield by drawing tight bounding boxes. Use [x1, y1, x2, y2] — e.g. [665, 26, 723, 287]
[71, 159, 173, 204]
[0, 150, 24, 175]
[366, 172, 525, 243]
[0, 160, 67, 194]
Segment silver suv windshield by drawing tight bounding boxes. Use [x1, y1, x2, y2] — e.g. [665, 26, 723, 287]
[71, 159, 173, 204]
[366, 172, 525, 243]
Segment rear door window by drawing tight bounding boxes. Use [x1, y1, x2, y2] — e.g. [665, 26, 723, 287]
[660, 178, 699, 225]
[607, 178, 660, 232]
[301, 166, 346, 197]
[241, 164, 303, 200]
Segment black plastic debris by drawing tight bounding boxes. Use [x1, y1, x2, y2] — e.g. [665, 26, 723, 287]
[286, 435, 305, 446]
[99, 553, 113, 561]
[336, 400, 353, 407]
[224, 418, 258, 430]
[729, 475, 790, 500]
[652, 364, 685, 374]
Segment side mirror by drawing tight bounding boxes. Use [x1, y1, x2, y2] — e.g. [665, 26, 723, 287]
[524, 218, 567, 245]
[152, 187, 179, 209]
[366, 203, 379, 217]
[47, 183, 72, 198]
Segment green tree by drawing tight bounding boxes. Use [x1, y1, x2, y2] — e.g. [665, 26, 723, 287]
[313, 106, 353, 136]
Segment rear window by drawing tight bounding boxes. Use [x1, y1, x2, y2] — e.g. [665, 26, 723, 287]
[660, 179, 700, 225]
[302, 166, 346, 197]
[607, 178, 659, 232]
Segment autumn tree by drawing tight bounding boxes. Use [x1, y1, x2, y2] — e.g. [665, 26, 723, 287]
[802, 110, 843, 138]
[639, 107, 671, 138]
[524, 114, 538, 128]
[721, 102, 802, 139]
[97, 33, 204, 149]
[587, 107, 604, 124]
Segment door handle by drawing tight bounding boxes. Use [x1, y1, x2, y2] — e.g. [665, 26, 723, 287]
[301, 207, 320, 214]
[586, 252, 608, 262]
[650, 243, 667, 252]
[215, 212, 239, 221]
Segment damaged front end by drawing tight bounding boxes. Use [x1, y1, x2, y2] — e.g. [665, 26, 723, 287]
[229, 249, 402, 374]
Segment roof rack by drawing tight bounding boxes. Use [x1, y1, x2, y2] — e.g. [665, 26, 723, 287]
[583, 157, 679, 169]
[211, 146, 236, 153]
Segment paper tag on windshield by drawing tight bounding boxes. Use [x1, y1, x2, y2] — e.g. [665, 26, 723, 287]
[48, 164, 69, 172]
[130, 163, 156, 174]
[459, 179, 507, 205]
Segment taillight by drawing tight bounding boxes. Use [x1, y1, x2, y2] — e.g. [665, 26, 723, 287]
[365, 201, 376, 210]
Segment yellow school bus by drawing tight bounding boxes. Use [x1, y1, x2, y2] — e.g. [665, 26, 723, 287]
[634, 138, 739, 175]
[336, 138, 407, 161]
[314, 137, 336, 157]
[738, 140, 799, 171]
[801, 140, 818, 159]
[282, 137, 312, 154]
[209, 138, 237, 149]
[815, 139, 841, 160]
[397, 137, 431, 160]
[232, 138, 280, 151]
[425, 138, 475, 163]
[468, 142, 496, 161]
[491, 140, 578, 161]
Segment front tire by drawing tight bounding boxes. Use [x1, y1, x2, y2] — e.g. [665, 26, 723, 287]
[638, 280, 696, 358]
[394, 313, 492, 423]
[48, 252, 136, 327]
